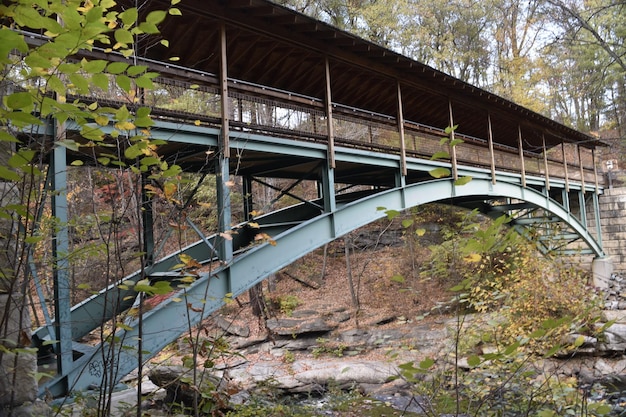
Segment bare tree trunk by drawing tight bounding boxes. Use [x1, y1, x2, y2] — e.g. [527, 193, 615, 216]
[344, 237, 359, 311]
[319, 243, 329, 281]
[249, 283, 265, 317]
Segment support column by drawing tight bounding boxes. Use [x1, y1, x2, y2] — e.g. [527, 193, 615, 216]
[577, 145, 586, 192]
[243, 176, 253, 220]
[542, 133, 550, 192]
[217, 22, 232, 263]
[561, 142, 569, 192]
[448, 100, 458, 181]
[592, 148, 600, 195]
[487, 113, 496, 184]
[324, 57, 335, 169]
[397, 81, 407, 176]
[51, 136, 72, 390]
[517, 125, 526, 187]
[578, 190, 587, 228]
[321, 162, 336, 214]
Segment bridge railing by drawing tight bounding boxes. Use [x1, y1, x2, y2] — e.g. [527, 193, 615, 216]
[10, 51, 600, 189]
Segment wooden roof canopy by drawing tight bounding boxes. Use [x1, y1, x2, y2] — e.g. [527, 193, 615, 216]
[130, 0, 599, 151]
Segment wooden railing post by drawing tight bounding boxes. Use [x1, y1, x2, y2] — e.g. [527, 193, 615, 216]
[324, 57, 335, 169]
[397, 81, 407, 176]
[542, 133, 550, 192]
[517, 125, 526, 187]
[487, 112, 496, 184]
[562, 142, 569, 192]
[448, 99, 458, 181]
[578, 145, 586, 193]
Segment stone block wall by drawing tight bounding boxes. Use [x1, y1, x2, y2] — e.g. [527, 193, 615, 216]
[596, 187, 626, 273]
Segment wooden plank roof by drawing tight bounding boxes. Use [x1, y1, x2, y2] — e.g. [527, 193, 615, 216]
[123, 1, 602, 149]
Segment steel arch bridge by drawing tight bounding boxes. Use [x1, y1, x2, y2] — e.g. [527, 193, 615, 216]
[34, 121, 604, 397]
[6, 0, 607, 399]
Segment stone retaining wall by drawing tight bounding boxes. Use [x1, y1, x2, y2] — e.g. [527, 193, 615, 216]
[596, 187, 626, 273]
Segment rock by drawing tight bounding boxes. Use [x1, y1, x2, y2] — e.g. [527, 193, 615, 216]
[215, 316, 250, 338]
[266, 317, 335, 336]
[2, 399, 52, 417]
[148, 365, 228, 407]
[602, 310, 626, 323]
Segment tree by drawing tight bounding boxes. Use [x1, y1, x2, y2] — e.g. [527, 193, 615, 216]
[0, 0, 181, 413]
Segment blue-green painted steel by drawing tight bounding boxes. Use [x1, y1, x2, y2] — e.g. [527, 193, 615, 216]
[51, 139, 73, 391]
[35, 118, 605, 397]
[38, 173, 605, 396]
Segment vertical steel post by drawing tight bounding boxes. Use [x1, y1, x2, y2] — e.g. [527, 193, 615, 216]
[487, 113, 496, 184]
[396, 81, 407, 177]
[593, 190, 603, 248]
[542, 133, 550, 192]
[321, 162, 336, 213]
[448, 100, 458, 181]
[592, 148, 600, 195]
[578, 190, 587, 228]
[324, 57, 335, 169]
[51, 130, 72, 390]
[561, 142, 569, 192]
[217, 22, 232, 263]
[578, 145, 586, 192]
[517, 125, 526, 187]
[243, 176, 253, 220]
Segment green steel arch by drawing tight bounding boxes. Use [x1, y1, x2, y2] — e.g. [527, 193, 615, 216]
[40, 176, 604, 396]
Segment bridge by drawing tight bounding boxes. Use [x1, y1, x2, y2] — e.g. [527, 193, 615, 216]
[18, 0, 608, 398]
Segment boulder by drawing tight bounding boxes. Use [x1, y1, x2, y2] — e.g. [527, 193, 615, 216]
[148, 365, 228, 408]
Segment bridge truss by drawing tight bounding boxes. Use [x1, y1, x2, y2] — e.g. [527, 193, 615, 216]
[6, 0, 607, 400]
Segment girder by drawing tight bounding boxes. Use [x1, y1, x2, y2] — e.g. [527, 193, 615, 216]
[36, 175, 604, 396]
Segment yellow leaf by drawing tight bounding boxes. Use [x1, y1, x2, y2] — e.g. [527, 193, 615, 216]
[464, 253, 482, 263]
[194, 120, 201, 126]
[248, 222, 260, 229]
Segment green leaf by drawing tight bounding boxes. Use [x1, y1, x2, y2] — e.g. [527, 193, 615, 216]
[82, 59, 108, 74]
[70, 160, 84, 166]
[0, 29, 28, 64]
[430, 151, 450, 160]
[385, 209, 400, 220]
[138, 22, 160, 34]
[454, 176, 472, 186]
[529, 329, 546, 338]
[6, 92, 34, 111]
[419, 357, 435, 370]
[0, 131, 19, 143]
[0, 166, 20, 181]
[119, 8, 139, 26]
[127, 65, 148, 76]
[444, 125, 458, 134]
[415, 228, 426, 236]
[116, 74, 132, 93]
[69, 73, 90, 94]
[429, 167, 450, 179]
[114, 28, 134, 45]
[449, 138, 464, 147]
[57, 140, 80, 151]
[391, 275, 405, 284]
[134, 75, 154, 89]
[9, 149, 35, 168]
[146, 10, 167, 25]
[401, 219, 414, 228]
[169, 7, 182, 15]
[107, 61, 129, 75]
[467, 355, 481, 367]
[573, 335, 586, 347]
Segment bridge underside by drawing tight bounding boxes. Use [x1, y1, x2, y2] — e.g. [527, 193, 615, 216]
[34, 123, 604, 397]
